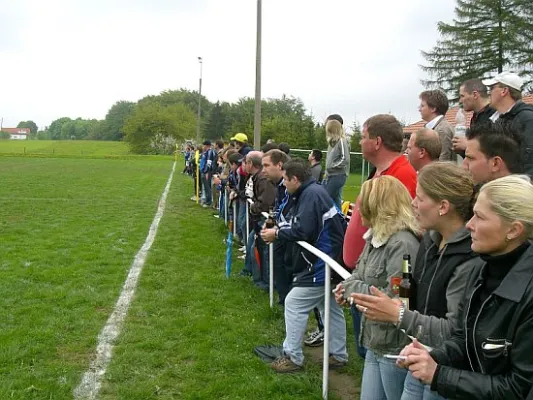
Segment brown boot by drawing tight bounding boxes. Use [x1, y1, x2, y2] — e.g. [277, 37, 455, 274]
[270, 356, 303, 373]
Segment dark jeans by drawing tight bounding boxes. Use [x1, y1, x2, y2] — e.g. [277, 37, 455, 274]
[201, 172, 213, 205]
[237, 199, 247, 242]
[325, 174, 347, 208]
[351, 305, 367, 359]
[251, 232, 269, 285]
[273, 241, 292, 305]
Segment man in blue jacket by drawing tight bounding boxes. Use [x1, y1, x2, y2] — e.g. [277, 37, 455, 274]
[200, 140, 217, 207]
[261, 159, 348, 373]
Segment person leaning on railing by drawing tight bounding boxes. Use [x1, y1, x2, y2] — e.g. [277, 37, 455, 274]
[334, 175, 420, 400]
[352, 162, 482, 400]
[397, 175, 533, 400]
[260, 159, 348, 374]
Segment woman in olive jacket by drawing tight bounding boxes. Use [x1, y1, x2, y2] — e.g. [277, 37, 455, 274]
[400, 175, 533, 400]
[335, 175, 420, 400]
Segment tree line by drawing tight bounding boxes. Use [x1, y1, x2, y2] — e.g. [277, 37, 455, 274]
[10, 0, 532, 153]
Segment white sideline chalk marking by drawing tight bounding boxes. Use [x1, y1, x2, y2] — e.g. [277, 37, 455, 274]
[73, 161, 177, 400]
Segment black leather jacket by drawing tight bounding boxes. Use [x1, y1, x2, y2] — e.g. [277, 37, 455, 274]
[497, 101, 533, 177]
[429, 245, 533, 399]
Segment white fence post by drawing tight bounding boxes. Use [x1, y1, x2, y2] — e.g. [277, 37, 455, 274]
[322, 263, 332, 399]
[233, 201, 237, 238]
[295, 241, 351, 400]
[245, 199, 251, 246]
[269, 242, 274, 309]
[224, 189, 229, 226]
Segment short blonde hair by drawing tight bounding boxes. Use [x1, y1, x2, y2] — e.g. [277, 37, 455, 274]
[480, 175, 533, 240]
[359, 175, 420, 243]
[418, 162, 474, 221]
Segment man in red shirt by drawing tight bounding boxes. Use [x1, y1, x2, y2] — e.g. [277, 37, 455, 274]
[343, 114, 417, 358]
[344, 114, 417, 268]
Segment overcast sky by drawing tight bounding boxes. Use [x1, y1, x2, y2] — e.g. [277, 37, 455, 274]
[0, 0, 457, 131]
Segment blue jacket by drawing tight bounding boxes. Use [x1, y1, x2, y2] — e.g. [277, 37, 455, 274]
[277, 179, 347, 286]
[274, 178, 289, 222]
[201, 148, 217, 174]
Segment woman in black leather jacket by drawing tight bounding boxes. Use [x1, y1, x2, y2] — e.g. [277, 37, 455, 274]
[400, 175, 533, 400]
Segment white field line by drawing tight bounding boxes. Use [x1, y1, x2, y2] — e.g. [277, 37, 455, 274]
[73, 161, 176, 400]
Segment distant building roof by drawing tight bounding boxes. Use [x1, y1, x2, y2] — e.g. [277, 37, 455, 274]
[1, 128, 31, 134]
[404, 93, 533, 134]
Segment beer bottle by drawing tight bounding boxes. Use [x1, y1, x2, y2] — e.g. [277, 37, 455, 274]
[399, 254, 414, 310]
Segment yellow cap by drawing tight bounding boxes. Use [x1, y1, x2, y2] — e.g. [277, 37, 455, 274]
[230, 133, 248, 143]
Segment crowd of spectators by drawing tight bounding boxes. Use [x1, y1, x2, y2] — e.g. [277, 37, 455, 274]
[185, 72, 533, 399]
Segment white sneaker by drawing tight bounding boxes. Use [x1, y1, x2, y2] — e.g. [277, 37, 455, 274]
[239, 246, 246, 252]
[238, 255, 246, 260]
[304, 328, 324, 347]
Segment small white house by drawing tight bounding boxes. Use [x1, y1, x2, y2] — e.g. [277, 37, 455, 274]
[2, 128, 30, 140]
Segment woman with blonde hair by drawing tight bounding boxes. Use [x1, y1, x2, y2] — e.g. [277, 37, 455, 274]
[352, 162, 482, 400]
[324, 115, 350, 207]
[398, 175, 533, 399]
[334, 175, 420, 400]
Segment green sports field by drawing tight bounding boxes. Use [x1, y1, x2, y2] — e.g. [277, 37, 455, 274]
[0, 144, 362, 399]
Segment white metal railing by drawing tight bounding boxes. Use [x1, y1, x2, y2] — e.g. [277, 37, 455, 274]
[232, 200, 237, 237]
[296, 241, 351, 400]
[245, 199, 251, 246]
[288, 148, 370, 185]
[224, 189, 229, 226]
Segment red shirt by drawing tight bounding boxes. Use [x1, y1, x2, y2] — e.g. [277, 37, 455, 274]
[343, 155, 417, 268]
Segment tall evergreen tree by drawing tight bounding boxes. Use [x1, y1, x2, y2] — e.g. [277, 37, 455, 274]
[421, 0, 533, 99]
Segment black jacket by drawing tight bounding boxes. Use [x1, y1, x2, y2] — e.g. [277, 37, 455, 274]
[497, 101, 533, 176]
[413, 228, 478, 317]
[400, 228, 483, 347]
[456, 105, 496, 158]
[430, 245, 533, 399]
[470, 104, 496, 128]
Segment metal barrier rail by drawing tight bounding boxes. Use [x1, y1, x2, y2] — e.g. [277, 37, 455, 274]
[289, 148, 370, 185]
[224, 189, 229, 226]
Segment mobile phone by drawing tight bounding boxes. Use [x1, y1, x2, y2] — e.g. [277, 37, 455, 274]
[383, 354, 407, 361]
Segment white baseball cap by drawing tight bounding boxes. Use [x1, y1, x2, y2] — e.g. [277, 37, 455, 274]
[482, 71, 524, 91]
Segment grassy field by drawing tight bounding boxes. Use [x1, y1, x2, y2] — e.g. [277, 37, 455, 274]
[0, 148, 364, 399]
[0, 156, 173, 398]
[343, 173, 363, 203]
[0, 140, 131, 156]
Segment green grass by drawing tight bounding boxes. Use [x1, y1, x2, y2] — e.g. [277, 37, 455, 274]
[343, 174, 363, 203]
[100, 171, 362, 399]
[0, 140, 130, 156]
[0, 151, 363, 399]
[0, 156, 172, 399]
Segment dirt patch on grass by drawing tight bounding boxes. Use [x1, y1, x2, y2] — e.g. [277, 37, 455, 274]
[304, 346, 361, 400]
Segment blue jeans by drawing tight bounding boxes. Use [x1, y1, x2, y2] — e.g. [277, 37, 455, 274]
[283, 286, 347, 366]
[401, 371, 446, 400]
[360, 350, 408, 400]
[350, 305, 367, 359]
[325, 174, 347, 208]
